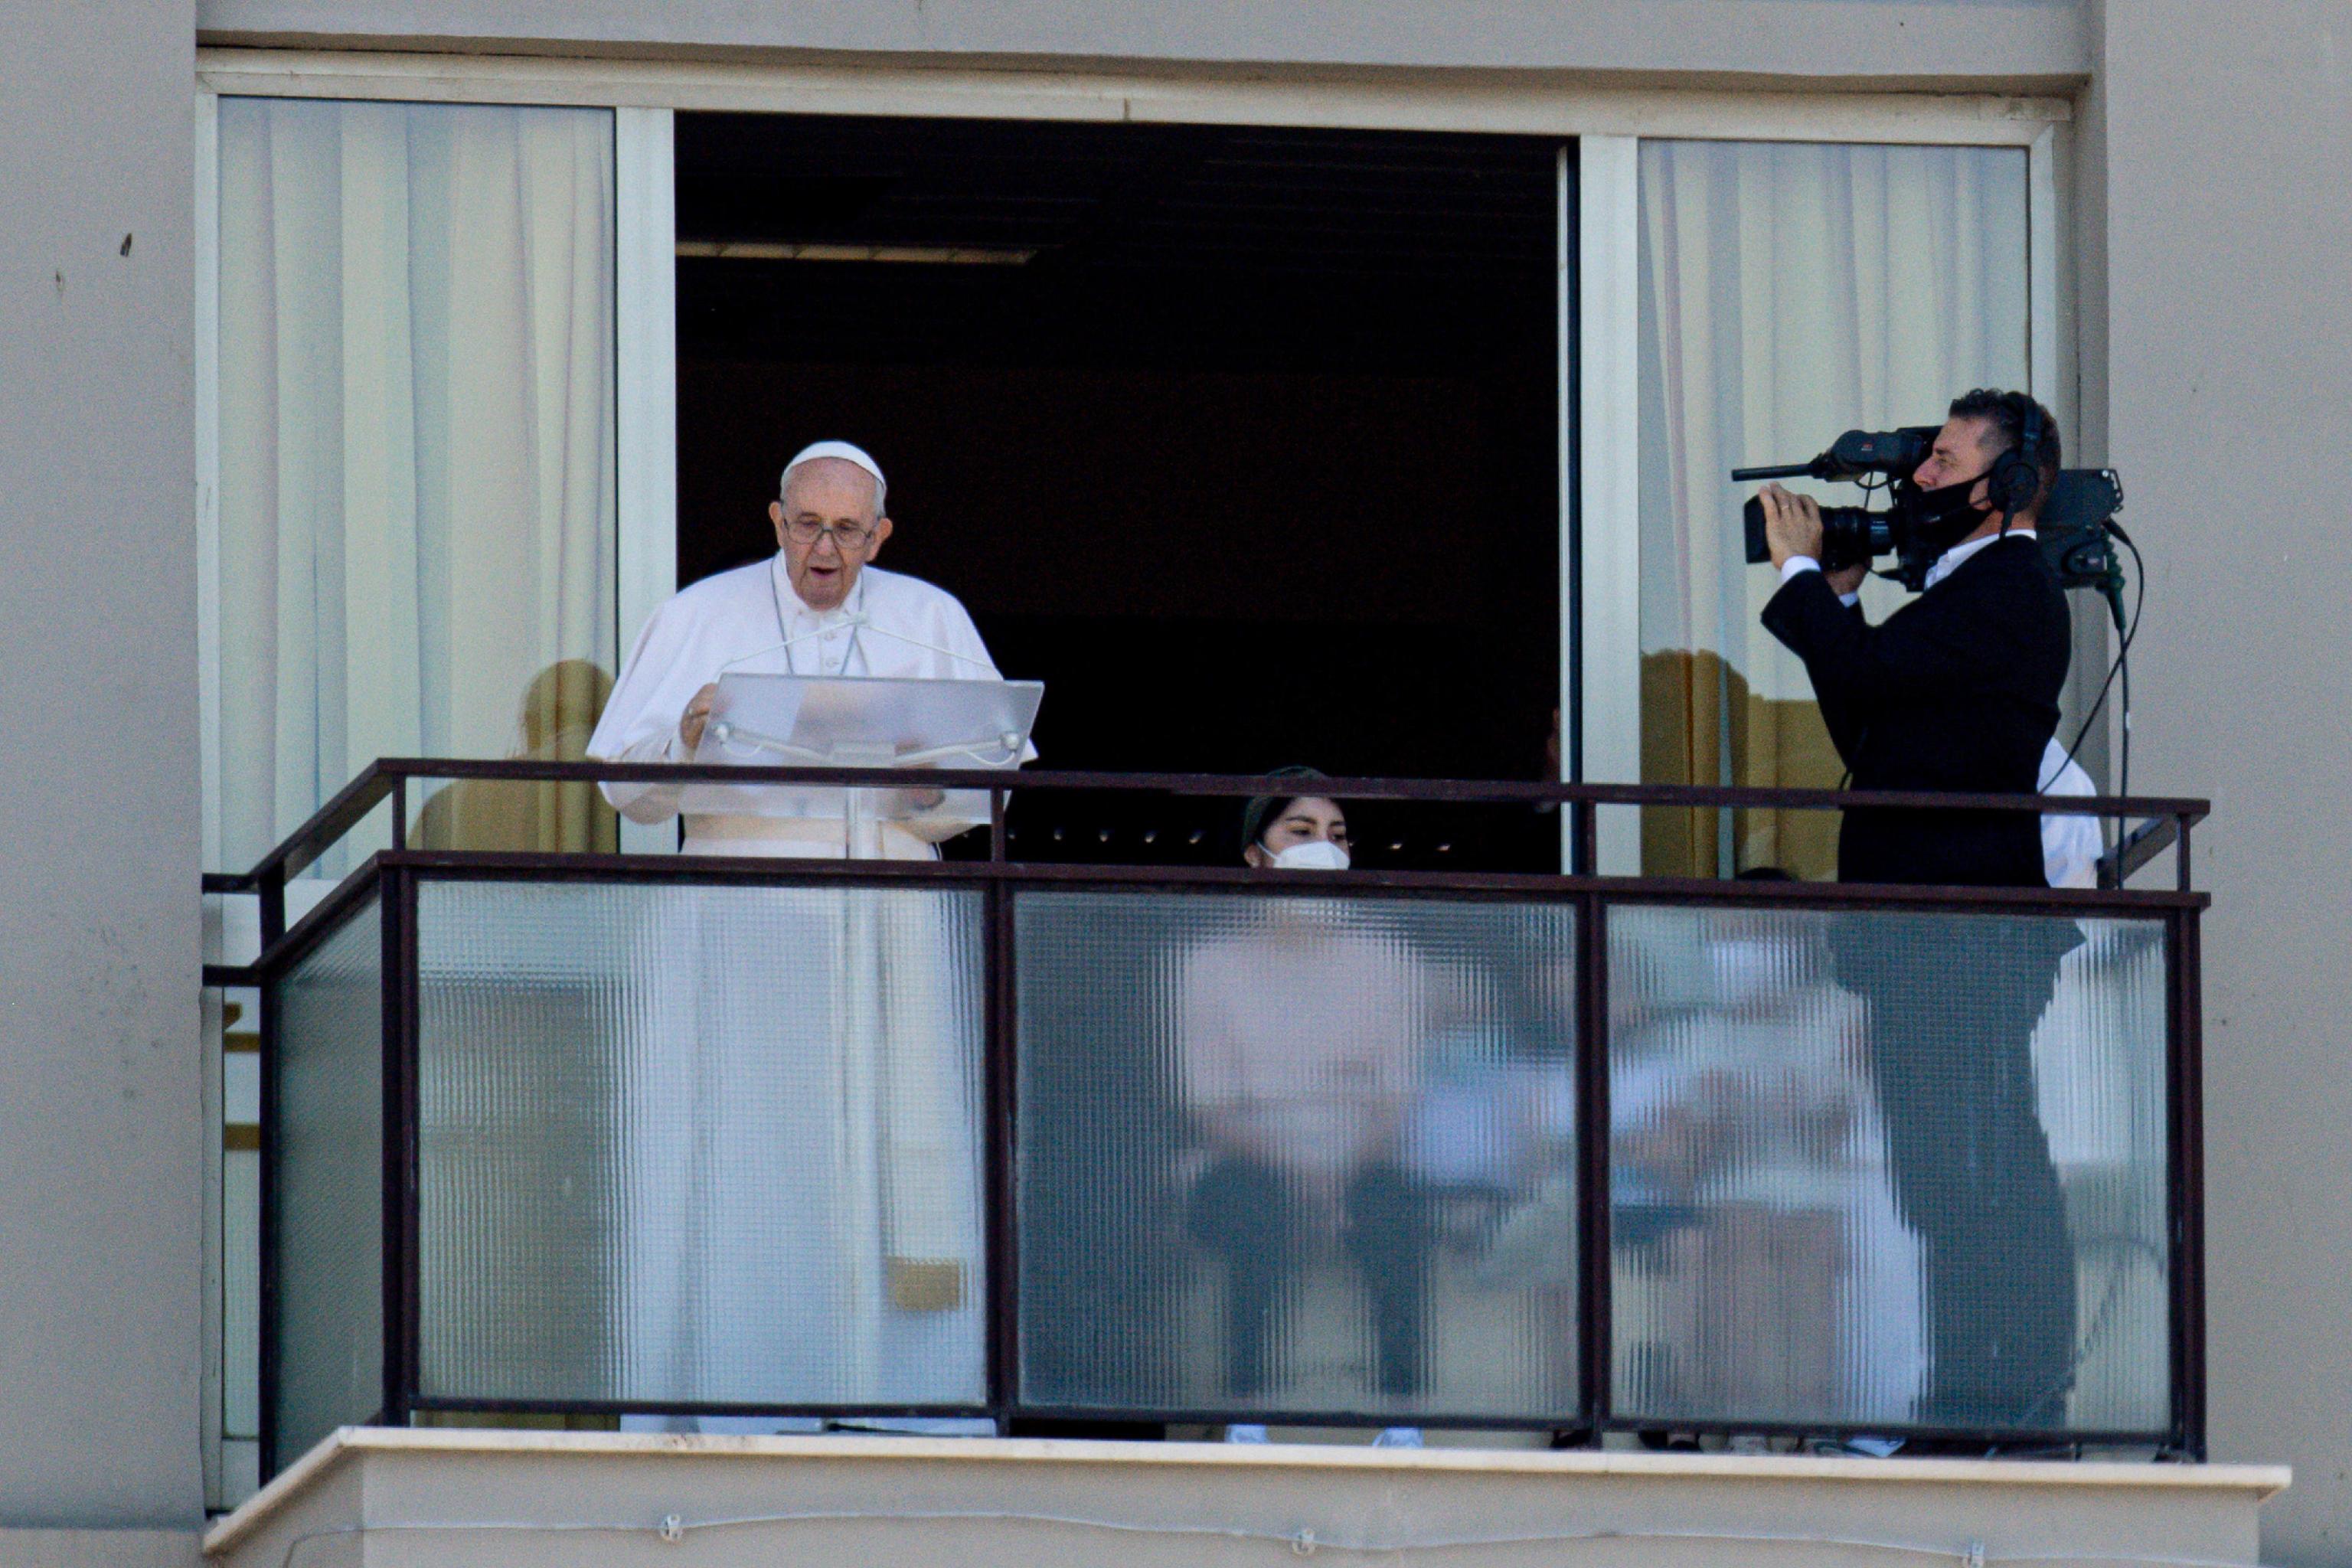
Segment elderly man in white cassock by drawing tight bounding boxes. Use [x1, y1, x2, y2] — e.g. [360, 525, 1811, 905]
[587, 442, 1011, 1431]
[591, 439, 1016, 857]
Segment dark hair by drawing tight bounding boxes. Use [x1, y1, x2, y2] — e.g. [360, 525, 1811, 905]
[1949, 388, 2060, 516]
[1240, 765, 1334, 851]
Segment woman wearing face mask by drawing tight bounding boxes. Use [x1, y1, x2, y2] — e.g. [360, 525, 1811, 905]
[1240, 769, 1354, 872]
[1187, 769, 1430, 1449]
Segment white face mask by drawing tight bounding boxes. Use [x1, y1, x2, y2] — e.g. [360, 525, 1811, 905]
[1267, 839, 1351, 872]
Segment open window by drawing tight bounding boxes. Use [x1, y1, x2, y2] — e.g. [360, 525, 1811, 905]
[671, 114, 1565, 870]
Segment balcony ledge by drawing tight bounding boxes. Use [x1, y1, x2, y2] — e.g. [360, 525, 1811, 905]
[205, 1426, 2289, 1568]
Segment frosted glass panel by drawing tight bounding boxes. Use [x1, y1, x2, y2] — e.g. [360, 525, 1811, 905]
[1017, 890, 1580, 1422]
[1609, 905, 2170, 1433]
[415, 879, 987, 1410]
[273, 899, 383, 1465]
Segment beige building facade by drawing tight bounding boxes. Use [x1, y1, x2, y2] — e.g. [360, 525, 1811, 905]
[5, 0, 2349, 1562]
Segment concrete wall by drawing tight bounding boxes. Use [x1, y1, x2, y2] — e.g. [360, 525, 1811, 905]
[0, 1534, 198, 1568]
[0, 0, 205, 1550]
[11, 0, 2350, 1556]
[2092, 4, 2352, 1563]
[194, 0, 2089, 87]
[203, 1431, 2288, 1568]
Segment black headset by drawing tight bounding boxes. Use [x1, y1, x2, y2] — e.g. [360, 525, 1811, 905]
[1985, 393, 2050, 519]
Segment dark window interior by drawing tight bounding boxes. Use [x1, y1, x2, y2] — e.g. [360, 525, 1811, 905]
[675, 114, 1566, 869]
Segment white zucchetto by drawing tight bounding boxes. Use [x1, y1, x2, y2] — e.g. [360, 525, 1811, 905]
[781, 440, 887, 505]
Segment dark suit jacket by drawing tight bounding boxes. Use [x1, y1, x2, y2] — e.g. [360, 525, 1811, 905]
[1760, 535, 2071, 887]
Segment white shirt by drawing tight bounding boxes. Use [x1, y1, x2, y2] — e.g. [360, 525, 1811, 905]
[1779, 531, 2097, 887]
[2037, 738, 2102, 889]
[588, 555, 1019, 850]
[1922, 526, 2031, 591]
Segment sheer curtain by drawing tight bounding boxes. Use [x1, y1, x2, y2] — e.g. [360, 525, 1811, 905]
[214, 98, 617, 871]
[1636, 139, 2027, 878]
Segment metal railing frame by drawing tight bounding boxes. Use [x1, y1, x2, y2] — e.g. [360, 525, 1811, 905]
[204, 760, 2211, 1477]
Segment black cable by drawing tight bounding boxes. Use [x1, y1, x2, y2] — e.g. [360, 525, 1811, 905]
[2116, 527, 2141, 798]
[2119, 618, 2133, 799]
[2053, 524, 2145, 786]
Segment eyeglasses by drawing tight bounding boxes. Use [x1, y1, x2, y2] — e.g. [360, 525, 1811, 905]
[782, 517, 876, 552]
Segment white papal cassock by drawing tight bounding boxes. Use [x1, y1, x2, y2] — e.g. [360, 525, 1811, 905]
[587, 555, 1014, 1421]
[591, 554, 1017, 857]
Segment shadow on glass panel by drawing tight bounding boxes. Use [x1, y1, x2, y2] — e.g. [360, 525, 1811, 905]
[1609, 904, 2169, 1436]
[409, 660, 619, 854]
[1017, 891, 1579, 1423]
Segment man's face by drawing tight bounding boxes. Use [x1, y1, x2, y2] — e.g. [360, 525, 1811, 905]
[1909, 415, 2000, 509]
[1244, 796, 1350, 867]
[769, 458, 892, 611]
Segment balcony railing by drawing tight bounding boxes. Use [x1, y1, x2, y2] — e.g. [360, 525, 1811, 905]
[203, 760, 2210, 1478]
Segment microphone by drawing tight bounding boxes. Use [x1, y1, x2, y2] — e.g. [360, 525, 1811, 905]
[846, 618, 1003, 675]
[711, 616, 861, 676]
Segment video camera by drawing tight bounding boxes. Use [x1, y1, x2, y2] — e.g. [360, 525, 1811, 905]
[1735, 426, 2128, 624]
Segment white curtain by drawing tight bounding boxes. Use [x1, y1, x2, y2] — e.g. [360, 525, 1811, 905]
[214, 98, 616, 871]
[1635, 139, 2027, 877]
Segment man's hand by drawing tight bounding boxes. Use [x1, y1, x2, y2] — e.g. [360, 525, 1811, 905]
[1759, 483, 1824, 569]
[1824, 562, 1870, 598]
[678, 682, 720, 753]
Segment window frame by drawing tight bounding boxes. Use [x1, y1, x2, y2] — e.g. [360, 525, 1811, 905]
[191, 51, 2072, 1504]
[195, 47, 2070, 863]
[1583, 122, 2066, 868]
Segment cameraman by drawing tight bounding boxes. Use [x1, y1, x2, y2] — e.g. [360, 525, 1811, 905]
[1756, 389, 2071, 885]
[1755, 390, 2079, 1434]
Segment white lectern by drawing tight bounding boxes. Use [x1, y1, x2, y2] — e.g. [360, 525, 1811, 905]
[684, 675, 1044, 858]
